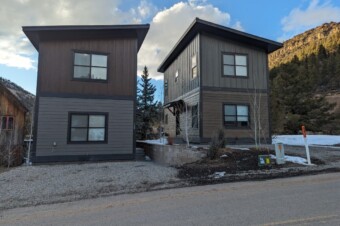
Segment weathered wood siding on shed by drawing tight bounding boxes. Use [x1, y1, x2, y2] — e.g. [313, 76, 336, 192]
[0, 91, 25, 145]
[164, 34, 200, 104]
[200, 33, 268, 90]
[38, 38, 137, 97]
[35, 97, 133, 156]
[202, 90, 270, 141]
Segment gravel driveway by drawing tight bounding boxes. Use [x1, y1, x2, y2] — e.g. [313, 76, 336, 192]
[0, 161, 180, 210]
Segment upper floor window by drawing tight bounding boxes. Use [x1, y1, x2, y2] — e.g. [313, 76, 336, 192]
[222, 53, 247, 77]
[73, 52, 108, 81]
[175, 70, 179, 82]
[1, 116, 14, 130]
[69, 113, 107, 143]
[191, 104, 198, 128]
[191, 54, 197, 78]
[223, 104, 249, 127]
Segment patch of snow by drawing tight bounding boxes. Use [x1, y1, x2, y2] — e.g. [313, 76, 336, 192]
[220, 154, 228, 158]
[270, 154, 310, 165]
[210, 171, 226, 179]
[145, 156, 151, 161]
[231, 147, 250, 151]
[142, 137, 168, 145]
[272, 135, 340, 146]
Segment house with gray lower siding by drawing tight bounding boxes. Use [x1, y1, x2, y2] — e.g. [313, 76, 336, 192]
[23, 24, 149, 162]
[158, 18, 282, 144]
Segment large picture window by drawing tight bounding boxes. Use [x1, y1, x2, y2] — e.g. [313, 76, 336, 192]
[69, 113, 107, 143]
[1, 116, 14, 130]
[223, 104, 249, 127]
[73, 52, 108, 80]
[222, 53, 247, 77]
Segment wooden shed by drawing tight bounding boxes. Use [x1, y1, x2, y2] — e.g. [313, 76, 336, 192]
[0, 82, 28, 166]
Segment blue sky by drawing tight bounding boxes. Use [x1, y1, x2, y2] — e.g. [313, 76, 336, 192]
[1, 0, 340, 99]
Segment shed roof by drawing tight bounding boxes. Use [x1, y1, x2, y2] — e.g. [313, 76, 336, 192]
[158, 18, 283, 72]
[0, 82, 29, 113]
[23, 24, 150, 52]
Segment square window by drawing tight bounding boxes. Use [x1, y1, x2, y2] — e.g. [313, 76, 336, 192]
[69, 113, 107, 143]
[224, 104, 249, 127]
[222, 54, 248, 77]
[73, 52, 108, 81]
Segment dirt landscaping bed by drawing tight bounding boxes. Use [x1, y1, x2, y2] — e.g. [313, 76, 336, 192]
[178, 148, 327, 184]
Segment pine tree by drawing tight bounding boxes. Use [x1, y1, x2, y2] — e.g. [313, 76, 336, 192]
[136, 66, 158, 140]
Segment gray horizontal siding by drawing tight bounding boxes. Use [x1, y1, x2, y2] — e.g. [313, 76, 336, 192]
[201, 33, 268, 90]
[36, 97, 133, 156]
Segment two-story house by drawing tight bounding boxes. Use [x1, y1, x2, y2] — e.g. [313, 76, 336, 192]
[23, 24, 149, 162]
[158, 18, 282, 144]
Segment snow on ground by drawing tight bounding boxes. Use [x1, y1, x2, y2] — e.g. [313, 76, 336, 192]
[142, 137, 168, 145]
[272, 135, 340, 146]
[270, 154, 309, 165]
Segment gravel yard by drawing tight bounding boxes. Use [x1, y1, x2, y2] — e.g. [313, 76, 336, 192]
[0, 161, 180, 210]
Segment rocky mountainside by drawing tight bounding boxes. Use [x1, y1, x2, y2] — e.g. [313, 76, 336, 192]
[269, 21, 340, 69]
[0, 77, 35, 111]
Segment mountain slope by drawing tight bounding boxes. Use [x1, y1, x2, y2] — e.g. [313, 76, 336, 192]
[269, 21, 340, 69]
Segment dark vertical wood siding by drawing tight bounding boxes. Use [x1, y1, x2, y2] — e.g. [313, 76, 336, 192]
[200, 33, 268, 90]
[38, 38, 137, 97]
[164, 34, 200, 104]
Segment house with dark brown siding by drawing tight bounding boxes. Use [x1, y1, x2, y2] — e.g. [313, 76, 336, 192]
[23, 24, 149, 162]
[158, 18, 282, 144]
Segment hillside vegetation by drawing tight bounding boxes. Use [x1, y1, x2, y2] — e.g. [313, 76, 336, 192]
[269, 22, 340, 134]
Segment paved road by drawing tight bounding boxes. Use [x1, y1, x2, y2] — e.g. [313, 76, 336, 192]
[1, 173, 340, 226]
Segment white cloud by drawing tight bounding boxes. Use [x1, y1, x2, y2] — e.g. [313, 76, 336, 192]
[279, 0, 340, 41]
[0, 0, 143, 70]
[138, 1, 231, 79]
[232, 21, 244, 32]
[1, 0, 239, 79]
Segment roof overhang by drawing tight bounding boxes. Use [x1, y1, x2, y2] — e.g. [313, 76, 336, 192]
[22, 24, 150, 52]
[164, 100, 185, 116]
[158, 18, 283, 72]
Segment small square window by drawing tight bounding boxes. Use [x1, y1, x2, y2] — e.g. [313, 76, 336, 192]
[73, 52, 108, 81]
[69, 113, 107, 143]
[222, 54, 248, 77]
[223, 104, 249, 127]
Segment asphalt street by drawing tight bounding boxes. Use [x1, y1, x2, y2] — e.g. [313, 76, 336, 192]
[1, 172, 340, 226]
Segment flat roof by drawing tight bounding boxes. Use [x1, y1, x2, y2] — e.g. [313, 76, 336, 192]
[158, 18, 283, 72]
[23, 24, 150, 52]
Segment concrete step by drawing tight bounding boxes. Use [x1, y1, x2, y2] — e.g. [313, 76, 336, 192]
[135, 148, 145, 161]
